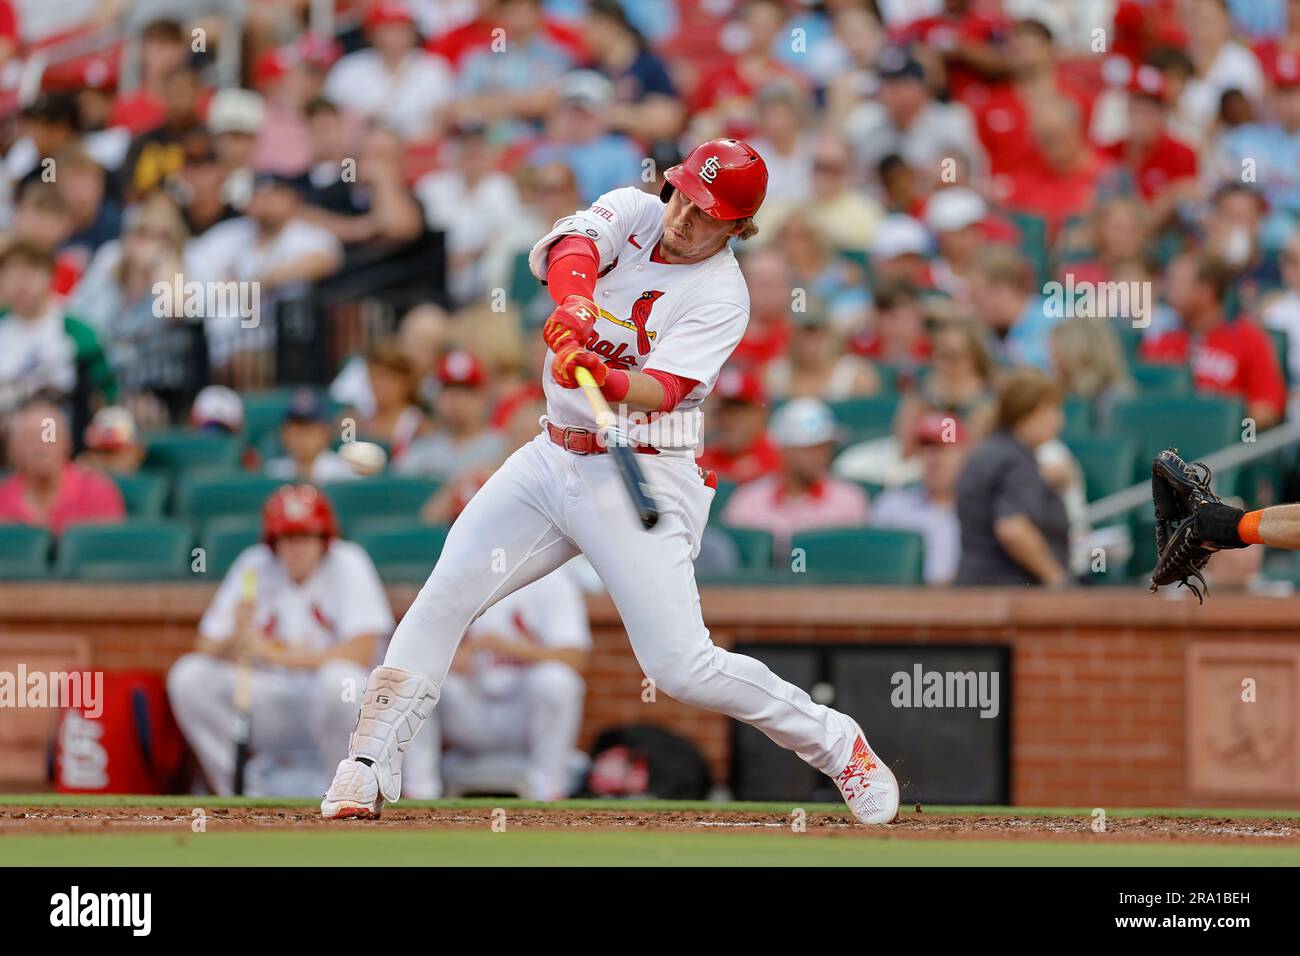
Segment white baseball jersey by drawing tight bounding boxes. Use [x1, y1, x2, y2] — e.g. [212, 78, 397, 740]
[200, 541, 394, 659]
[527, 186, 751, 454]
[464, 567, 591, 699]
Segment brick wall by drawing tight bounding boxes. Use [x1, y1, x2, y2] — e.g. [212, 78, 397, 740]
[2, 583, 1297, 807]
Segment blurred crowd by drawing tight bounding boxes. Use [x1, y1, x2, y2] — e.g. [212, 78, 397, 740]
[3, 0, 1300, 590]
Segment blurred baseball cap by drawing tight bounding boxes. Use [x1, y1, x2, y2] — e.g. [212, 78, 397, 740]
[713, 367, 765, 406]
[365, 1, 416, 31]
[192, 385, 245, 432]
[915, 412, 965, 446]
[560, 70, 614, 110]
[252, 169, 307, 194]
[283, 388, 327, 424]
[924, 187, 987, 233]
[769, 398, 841, 449]
[870, 214, 930, 262]
[1127, 63, 1169, 102]
[877, 46, 925, 83]
[1273, 53, 1300, 90]
[208, 88, 265, 135]
[84, 406, 138, 452]
[437, 349, 486, 389]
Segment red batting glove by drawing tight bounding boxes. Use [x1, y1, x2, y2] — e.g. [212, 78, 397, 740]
[543, 294, 599, 352]
[551, 341, 609, 389]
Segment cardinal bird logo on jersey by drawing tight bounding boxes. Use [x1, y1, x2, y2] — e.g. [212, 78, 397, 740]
[629, 290, 665, 355]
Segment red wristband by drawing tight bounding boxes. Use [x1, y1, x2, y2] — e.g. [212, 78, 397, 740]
[600, 369, 630, 403]
[1238, 510, 1265, 545]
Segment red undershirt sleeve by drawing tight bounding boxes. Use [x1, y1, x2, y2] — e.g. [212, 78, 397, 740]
[545, 235, 599, 304]
[642, 369, 700, 413]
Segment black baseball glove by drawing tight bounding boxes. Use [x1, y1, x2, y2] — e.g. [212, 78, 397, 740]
[1149, 449, 1244, 603]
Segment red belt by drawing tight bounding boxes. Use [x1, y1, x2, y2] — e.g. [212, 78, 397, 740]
[546, 421, 659, 456]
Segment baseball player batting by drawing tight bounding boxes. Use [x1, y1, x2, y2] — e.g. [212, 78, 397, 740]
[322, 138, 900, 825]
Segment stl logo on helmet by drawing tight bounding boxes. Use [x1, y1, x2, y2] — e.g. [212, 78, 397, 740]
[699, 156, 722, 183]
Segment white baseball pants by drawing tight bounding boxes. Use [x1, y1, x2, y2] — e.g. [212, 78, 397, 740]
[167, 654, 370, 795]
[383, 432, 859, 777]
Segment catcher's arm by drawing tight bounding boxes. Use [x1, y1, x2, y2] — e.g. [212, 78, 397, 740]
[1213, 502, 1300, 550]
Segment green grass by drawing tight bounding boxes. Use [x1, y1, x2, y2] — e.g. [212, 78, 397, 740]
[3, 830, 1298, 867]
[3, 796, 1298, 866]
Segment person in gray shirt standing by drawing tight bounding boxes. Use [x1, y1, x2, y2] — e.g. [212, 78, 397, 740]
[397, 350, 505, 482]
[955, 368, 1070, 587]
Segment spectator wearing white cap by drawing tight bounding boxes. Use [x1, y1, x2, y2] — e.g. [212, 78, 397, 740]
[191, 385, 245, 435]
[924, 186, 987, 305]
[722, 398, 870, 560]
[208, 88, 266, 213]
[322, 2, 454, 140]
[870, 213, 932, 288]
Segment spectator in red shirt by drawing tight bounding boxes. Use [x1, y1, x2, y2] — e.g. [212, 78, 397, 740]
[892, 0, 1011, 106]
[1102, 65, 1199, 226]
[975, 18, 1096, 182]
[111, 19, 190, 136]
[1141, 251, 1287, 428]
[1001, 96, 1116, 238]
[688, 0, 806, 138]
[733, 248, 794, 369]
[696, 367, 781, 485]
[0, 398, 125, 535]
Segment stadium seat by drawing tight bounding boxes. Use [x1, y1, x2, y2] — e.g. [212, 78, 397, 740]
[1065, 436, 1137, 501]
[1130, 363, 1191, 394]
[240, 390, 295, 448]
[826, 394, 900, 443]
[716, 525, 774, 568]
[322, 477, 442, 534]
[175, 474, 283, 532]
[0, 525, 53, 579]
[1267, 327, 1290, 385]
[142, 431, 241, 479]
[200, 515, 264, 577]
[1112, 325, 1144, 362]
[1061, 396, 1093, 440]
[1006, 210, 1049, 285]
[789, 527, 924, 584]
[1108, 395, 1243, 477]
[56, 521, 194, 581]
[710, 479, 738, 518]
[112, 472, 169, 518]
[353, 524, 450, 582]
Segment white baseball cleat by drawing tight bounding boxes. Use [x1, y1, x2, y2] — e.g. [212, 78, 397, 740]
[321, 759, 384, 820]
[831, 729, 900, 825]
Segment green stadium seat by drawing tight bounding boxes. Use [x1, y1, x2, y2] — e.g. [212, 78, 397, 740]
[789, 527, 924, 584]
[142, 431, 241, 479]
[112, 471, 169, 518]
[1065, 436, 1137, 502]
[200, 515, 264, 577]
[1108, 395, 1243, 478]
[323, 477, 441, 534]
[0, 524, 53, 579]
[1267, 327, 1290, 385]
[1130, 362, 1191, 394]
[715, 525, 774, 569]
[176, 474, 283, 531]
[353, 524, 450, 582]
[509, 250, 543, 309]
[710, 479, 738, 519]
[1113, 325, 1144, 362]
[826, 394, 899, 443]
[1061, 396, 1093, 440]
[56, 521, 194, 581]
[1007, 211, 1049, 286]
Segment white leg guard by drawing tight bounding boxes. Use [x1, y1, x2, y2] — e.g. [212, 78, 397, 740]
[348, 665, 439, 803]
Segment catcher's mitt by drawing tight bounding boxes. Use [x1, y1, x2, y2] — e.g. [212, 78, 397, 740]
[1149, 448, 1223, 603]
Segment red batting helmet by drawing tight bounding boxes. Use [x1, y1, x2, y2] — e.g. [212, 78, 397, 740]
[263, 484, 338, 543]
[661, 138, 768, 220]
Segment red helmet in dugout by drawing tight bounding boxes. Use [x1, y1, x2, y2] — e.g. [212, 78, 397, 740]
[263, 484, 338, 543]
[661, 138, 768, 220]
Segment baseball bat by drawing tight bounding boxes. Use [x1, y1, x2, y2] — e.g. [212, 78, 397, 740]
[573, 366, 659, 529]
[232, 566, 255, 795]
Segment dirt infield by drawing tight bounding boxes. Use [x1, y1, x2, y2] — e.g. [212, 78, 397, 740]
[3, 804, 1299, 845]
